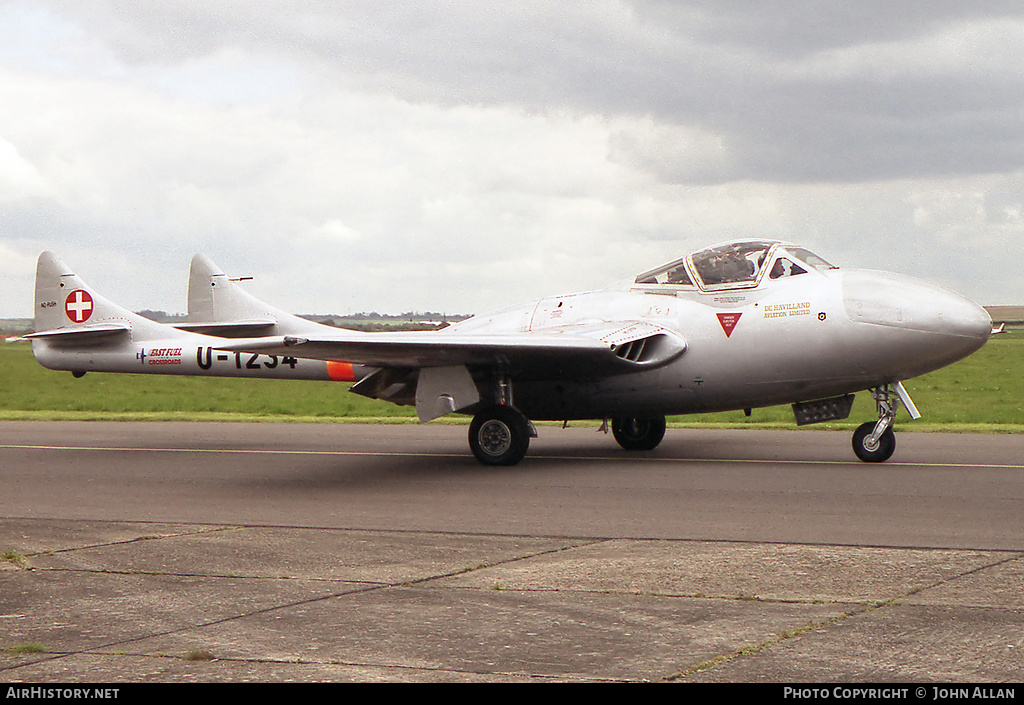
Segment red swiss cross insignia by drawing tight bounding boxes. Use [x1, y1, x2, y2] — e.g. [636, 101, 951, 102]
[65, 290, 94, 323]
[716, 312, 742, 338]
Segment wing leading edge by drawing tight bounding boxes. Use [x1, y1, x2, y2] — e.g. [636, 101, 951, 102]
[213, 322, 686, 379]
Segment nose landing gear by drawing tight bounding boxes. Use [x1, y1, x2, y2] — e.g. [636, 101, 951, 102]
[852, 382, 919, 463]
[852, 419, 896, 462]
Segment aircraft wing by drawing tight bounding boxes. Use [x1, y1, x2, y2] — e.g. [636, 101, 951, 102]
[213, 321, 686, 379]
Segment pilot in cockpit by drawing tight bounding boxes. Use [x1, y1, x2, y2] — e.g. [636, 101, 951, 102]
[770, 258, 808, 279]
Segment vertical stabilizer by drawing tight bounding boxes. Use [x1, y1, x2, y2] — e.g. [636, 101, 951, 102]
[183, 253, 347, 337]
[29, 250, 182, 369]
[33, 251, 79, 334]
[33, 252, 164, 339]
[186, 253, 225, 323]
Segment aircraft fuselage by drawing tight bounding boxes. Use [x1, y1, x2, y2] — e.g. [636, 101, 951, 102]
[451, 266, 990, 420]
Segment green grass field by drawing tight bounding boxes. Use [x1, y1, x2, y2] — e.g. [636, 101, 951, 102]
[1, 335, 1021, 430]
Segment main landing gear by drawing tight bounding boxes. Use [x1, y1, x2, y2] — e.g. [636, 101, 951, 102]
[611, 416, 667, 451]
[468, 408, 669, 465]
[852, 383, 917, 463]
[468, 405, 535, 466]
[468, 371, 537, 466]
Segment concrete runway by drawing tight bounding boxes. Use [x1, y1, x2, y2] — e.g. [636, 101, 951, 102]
[1, 421, 1022, 682]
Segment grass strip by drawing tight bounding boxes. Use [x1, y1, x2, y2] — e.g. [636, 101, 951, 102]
[3, 335, 1022, 429]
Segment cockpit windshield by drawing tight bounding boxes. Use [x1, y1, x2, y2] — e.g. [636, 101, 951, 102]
[784, 247, 835, 271]
[633, 240, 836, 291]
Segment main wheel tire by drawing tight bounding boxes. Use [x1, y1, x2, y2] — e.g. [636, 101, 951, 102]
[852, 421, 896, 462]
[469, 406, 531, 466]
[611, 416, 667, 451]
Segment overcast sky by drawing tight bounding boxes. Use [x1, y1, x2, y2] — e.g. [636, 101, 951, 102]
[2, 1, 1023, 319]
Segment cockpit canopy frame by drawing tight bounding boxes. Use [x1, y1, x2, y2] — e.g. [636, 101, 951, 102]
[634, 240, 836, 292]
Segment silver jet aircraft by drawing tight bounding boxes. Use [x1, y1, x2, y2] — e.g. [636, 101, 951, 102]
[28, 240, 992, 465]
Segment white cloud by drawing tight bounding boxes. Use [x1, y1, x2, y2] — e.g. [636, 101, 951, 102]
[0, 136, 48, 202]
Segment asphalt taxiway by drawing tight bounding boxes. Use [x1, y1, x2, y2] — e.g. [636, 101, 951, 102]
[1, 422, 1021, 682]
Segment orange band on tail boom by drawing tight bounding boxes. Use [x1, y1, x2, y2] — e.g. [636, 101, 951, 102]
[326, 361, 356, 382]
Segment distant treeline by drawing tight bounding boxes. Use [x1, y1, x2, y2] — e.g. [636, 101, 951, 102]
[301, 312, 471, 331]
[134, 309, 469, 324]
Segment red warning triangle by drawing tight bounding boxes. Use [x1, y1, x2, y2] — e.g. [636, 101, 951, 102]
[716, 312, 742, 338]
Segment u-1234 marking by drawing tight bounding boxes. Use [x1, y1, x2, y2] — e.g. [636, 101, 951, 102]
[195, 346, 298, 371]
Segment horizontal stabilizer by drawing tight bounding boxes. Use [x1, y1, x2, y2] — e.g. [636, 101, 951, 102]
[25, 322, 131, 343]
[174, 319, 277, 337]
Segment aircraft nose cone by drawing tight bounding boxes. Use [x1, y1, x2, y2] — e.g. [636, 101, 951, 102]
[842, 270, 991, 340]
[842, 270, 990, 376]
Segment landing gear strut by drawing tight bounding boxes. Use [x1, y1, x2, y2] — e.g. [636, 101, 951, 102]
[467, 369, 535, 466]
[852, 383, 915, 463]
[611, 416, 667, 451]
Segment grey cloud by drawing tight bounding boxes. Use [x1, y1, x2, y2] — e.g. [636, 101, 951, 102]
[636, 0, 1024, 55]
[47, 1, 1024, 184]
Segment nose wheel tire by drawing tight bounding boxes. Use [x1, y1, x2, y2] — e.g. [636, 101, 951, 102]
[611, 416, 667, 451]
[852, 421, 896, 462]
[469, 406, 531, 466]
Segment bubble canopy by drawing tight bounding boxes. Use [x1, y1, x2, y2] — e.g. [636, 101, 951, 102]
[634, 240, 836, 291]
